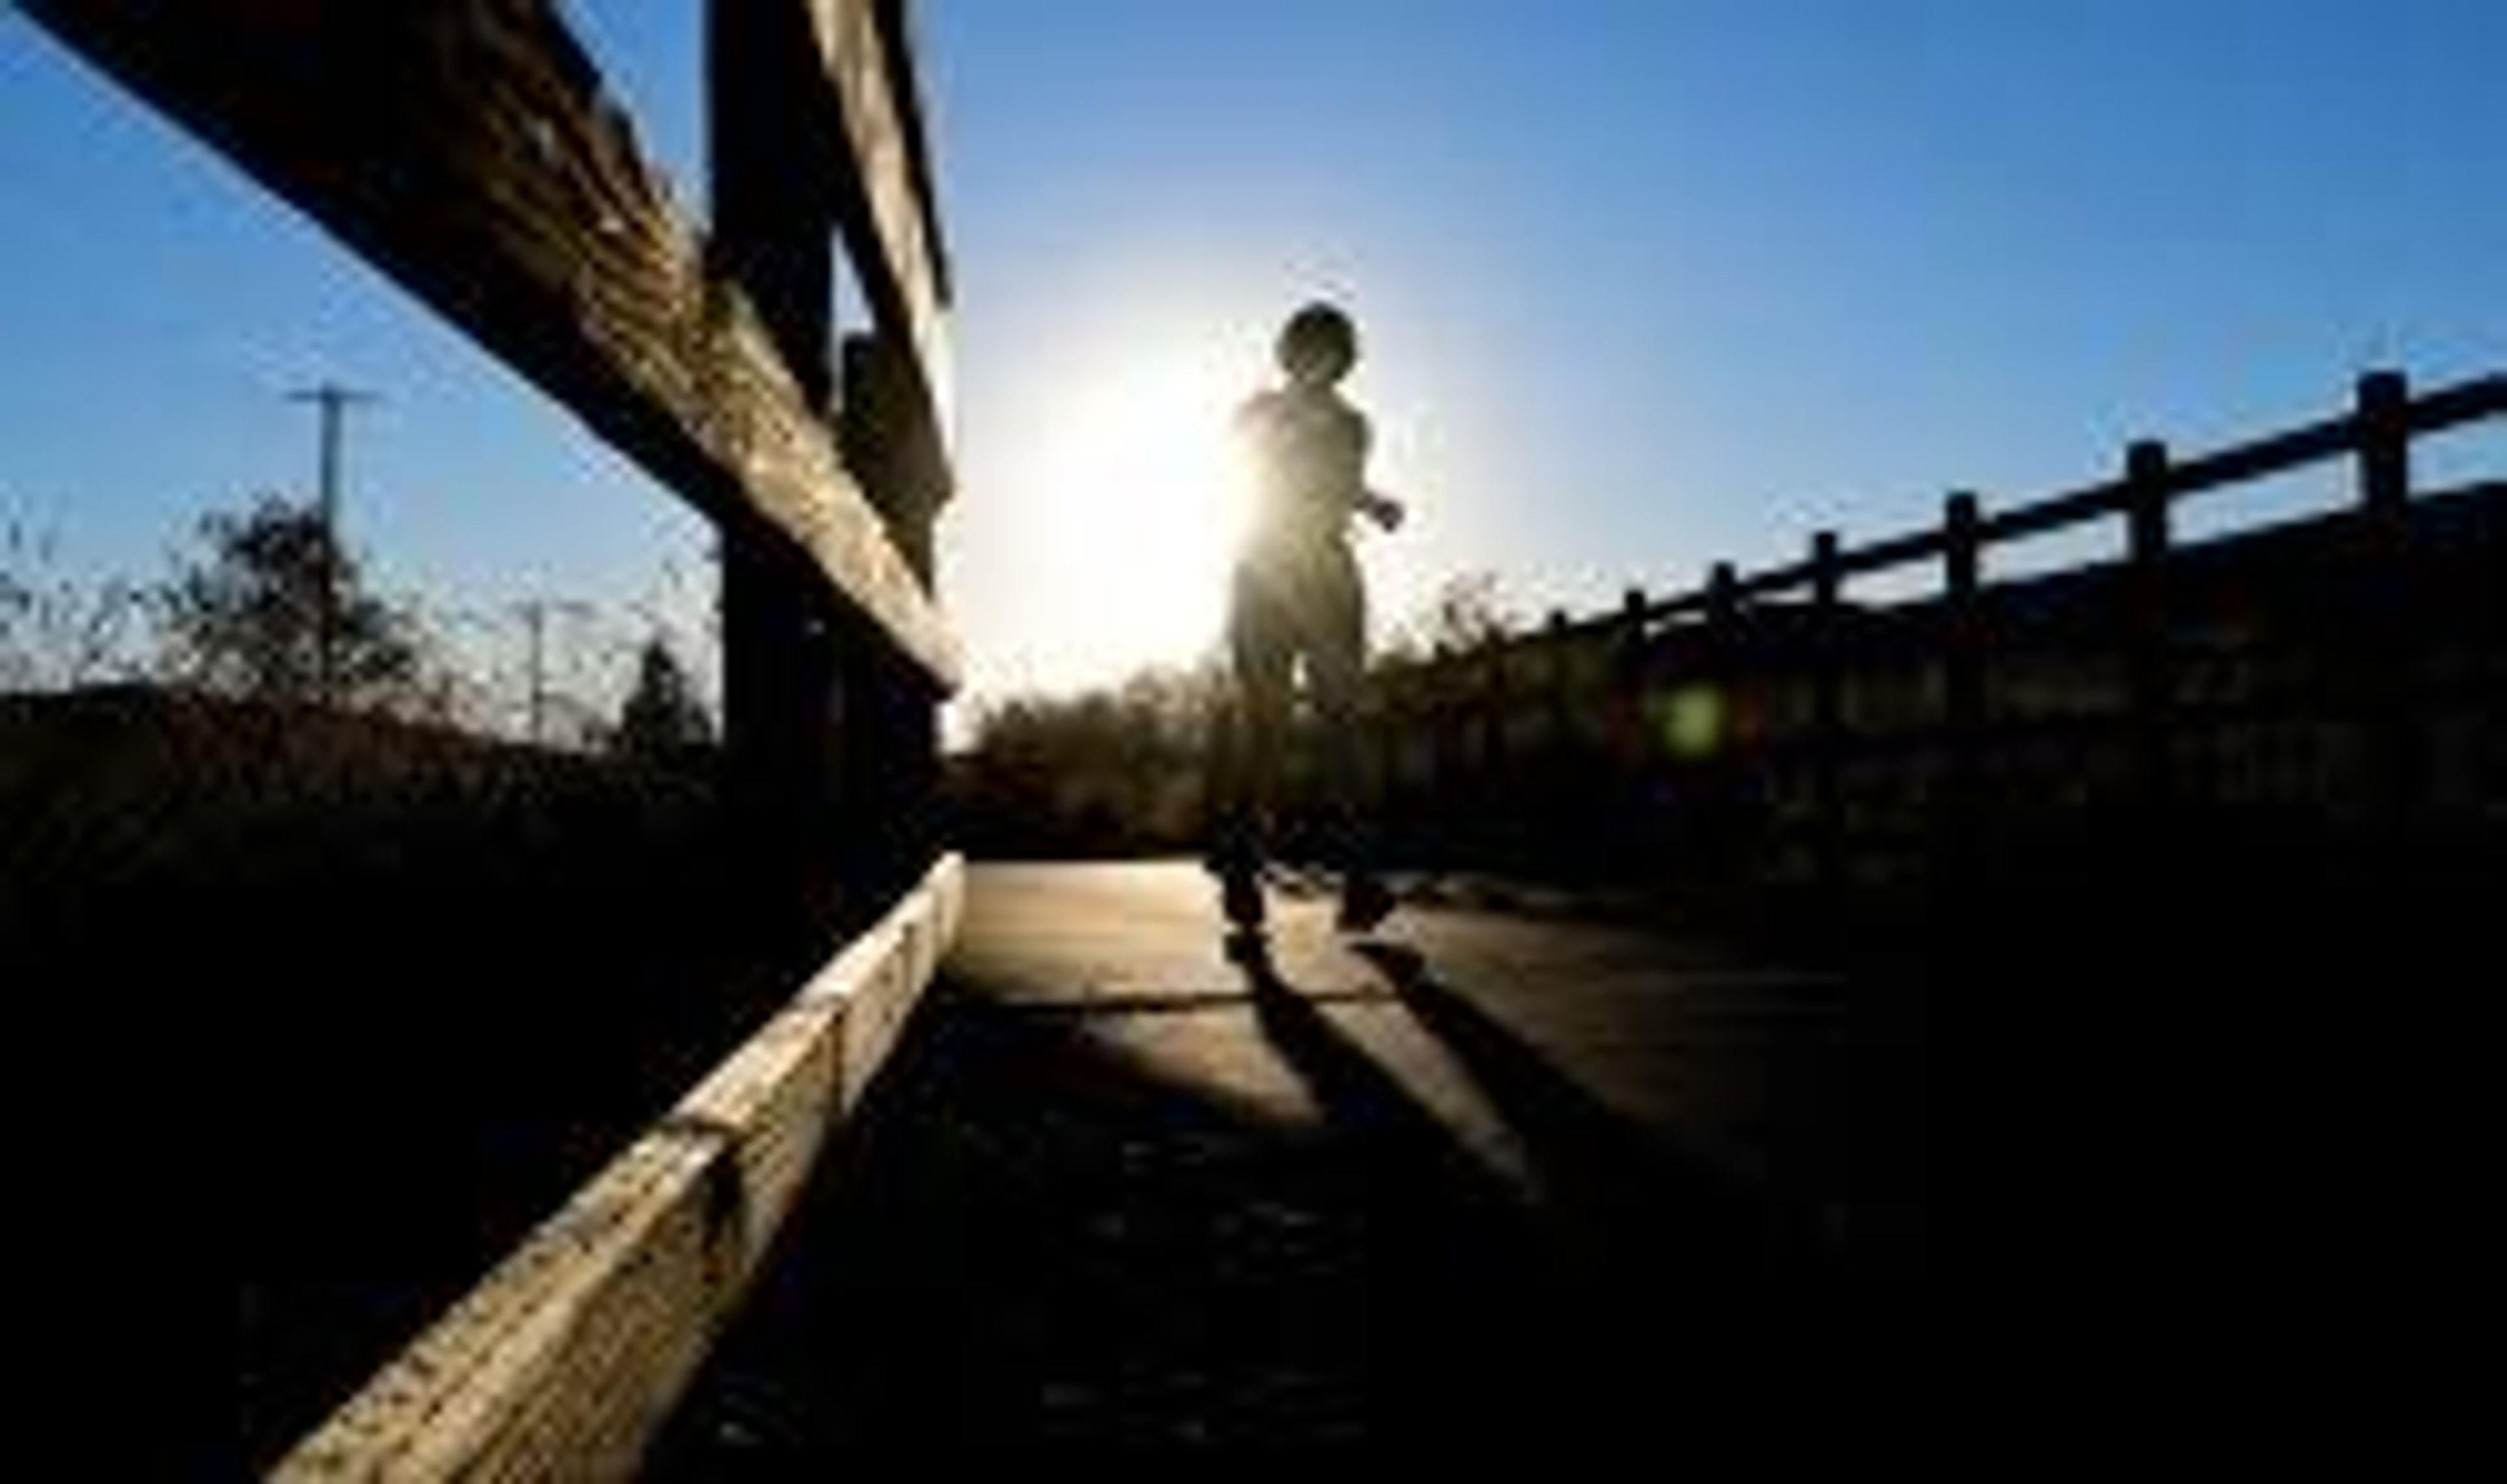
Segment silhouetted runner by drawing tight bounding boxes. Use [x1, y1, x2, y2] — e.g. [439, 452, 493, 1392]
[1208, 301, 1404, 932]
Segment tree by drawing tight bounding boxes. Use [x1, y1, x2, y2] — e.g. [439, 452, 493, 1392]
[613, 638, 714, 759]
[153, 494, 422, 708]
[1385, 569, 1517, 661]
[1, 514, 150, 691]
[949, 661, 1228, 853]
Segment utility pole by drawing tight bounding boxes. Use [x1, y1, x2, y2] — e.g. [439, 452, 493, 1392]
[289, 382, 379, 704]
[521, 598, 548, 745]
[515, 597, 591, 746]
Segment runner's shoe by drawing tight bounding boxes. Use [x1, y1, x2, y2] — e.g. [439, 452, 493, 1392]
[1220, 862, 1267, 930]
[1336, 872, 1396, 934]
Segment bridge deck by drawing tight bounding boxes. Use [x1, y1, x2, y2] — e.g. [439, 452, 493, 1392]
[645, 860, 1928, 1457]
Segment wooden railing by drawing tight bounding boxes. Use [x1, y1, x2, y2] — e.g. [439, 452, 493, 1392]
[272, 854, 963, 1480]
[1349, 368, 2505, 889]
[27, 0, 957, 907]
[26, 1, 963, 1474]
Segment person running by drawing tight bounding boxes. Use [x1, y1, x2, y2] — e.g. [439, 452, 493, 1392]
[1208, 300, 1404, 932]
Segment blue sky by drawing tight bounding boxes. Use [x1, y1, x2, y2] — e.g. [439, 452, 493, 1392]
[3, 1, 2501, 720]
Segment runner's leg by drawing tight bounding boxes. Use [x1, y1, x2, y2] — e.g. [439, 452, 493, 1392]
[1214, 565, 1293, 924]
[1307, 546, 1395, 929]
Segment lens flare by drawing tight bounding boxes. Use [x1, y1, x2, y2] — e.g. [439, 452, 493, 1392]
[1005, 339, 1250, 687]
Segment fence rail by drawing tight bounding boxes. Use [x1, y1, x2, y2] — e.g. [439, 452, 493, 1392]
[1345, 368, 2506, 889]
[1555, 370, 2503, 631]
[24, 3, 966, 1474]
[273, 855, 964, 1481]
[24, 0, 956, 687]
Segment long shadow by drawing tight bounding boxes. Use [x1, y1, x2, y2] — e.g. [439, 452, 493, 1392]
[1346, 938, 1891, 1421]
[1222, 930, 1589, 1443]
[1226, 930, 1502, 1182]
[1346, 941, 1818, 1256]
[652, 932, 1910, 1464]
[650, 960, 1587, 1461]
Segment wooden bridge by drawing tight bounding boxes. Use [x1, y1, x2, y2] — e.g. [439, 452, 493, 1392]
[20, 1, 2503, 1472]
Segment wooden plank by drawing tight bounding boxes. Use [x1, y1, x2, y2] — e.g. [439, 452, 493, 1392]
[874, 0, 954, 307]
[1836, 526, 1951, 581]
[2406, 371, 2506, 435]
[23, 0, 956, 687]
[708, 0, 853, 917]
[804, 0, 956, 447]
[1984, 477, 2130, 545]
[272, 853, 966, 1481]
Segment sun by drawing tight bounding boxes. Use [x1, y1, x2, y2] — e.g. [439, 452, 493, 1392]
[1011, 341, 1251, 687]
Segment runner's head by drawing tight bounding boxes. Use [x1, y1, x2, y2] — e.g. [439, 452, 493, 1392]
[1276, 301, 1358, 386]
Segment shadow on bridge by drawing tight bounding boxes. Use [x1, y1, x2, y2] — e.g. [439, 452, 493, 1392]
[1344, 939, 1850, 1285]
[648, 894, 1914, 1463]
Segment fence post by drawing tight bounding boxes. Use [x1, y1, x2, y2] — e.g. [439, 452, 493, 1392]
[1474, 637, 1494, 777]
[838, 332, 947, 906]
[1427, 639, 1453, 858]
[2354, 368, 2414, 836]
[1543, 607, 1572, 756]
[1480, 635, 1509, 860]
[1619, 587, 1650, 661]
[1809, 529, 1844, 903]
[1372, 663, 1401, 864]
[2357, 369, 2411, 518]
[1611, 587, 1648, 870]
[1704, 562, 1742, 877]
[710, 0, 845, 938]
[1544, 609, 1573, 845]
[1706, 562, 1739, 628]
[2124, 439, 2175, 829]
[1941, 492, 1984, 896]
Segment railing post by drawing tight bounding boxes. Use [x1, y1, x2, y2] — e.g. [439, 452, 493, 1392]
[1543, 608, 1571, 858]
[1703, 561, 1742, 876]
[1479, 636, 1508, 860]
[1611, 586, 1649, 870]
[1428, 639, 1453, 857]
[1371, 662, 1400, 863]
[2357, 369, 2411, 518]
[1706, 562, 1739, 629]
[2354, 368, 2414, 836]
[1809, 529, 1844, 903]
[1392, 662, 1417, 860]
[1941, 492, 1984, 896]
[838, 331, 948, 905]
[1543, 608, 1571, 742]
[1618, 584, 1650, 685]
[2125, 439, 2175, 824]
[710, 0, 845, 938]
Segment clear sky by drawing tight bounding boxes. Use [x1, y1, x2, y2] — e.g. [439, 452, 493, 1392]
[3, 2, 2501, 726]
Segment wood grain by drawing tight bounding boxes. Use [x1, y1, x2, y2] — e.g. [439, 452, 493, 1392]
[24, 0, 956, 686]
[808, 0, 956, 451]
[271, 853, 964, 1481]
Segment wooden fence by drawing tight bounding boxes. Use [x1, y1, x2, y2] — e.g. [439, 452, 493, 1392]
[26, 1, 961, 1474]
[1342, 369, 2505, 897]
[272, 853, 963, 1480]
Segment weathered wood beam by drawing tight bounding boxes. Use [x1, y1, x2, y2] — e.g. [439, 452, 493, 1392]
[272, 853, 964, 1481]
[806, 0, 956, 461]
[24, 0, 956, 687]
[710, 0, 852, 923]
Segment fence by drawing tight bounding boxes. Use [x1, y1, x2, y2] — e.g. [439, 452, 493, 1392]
[26, 1, 961, 1474]
[1342, 369, 2505, 898]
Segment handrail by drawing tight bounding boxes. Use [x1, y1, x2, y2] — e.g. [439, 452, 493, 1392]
[1523, 368, 2500, 646]
[21, 7, 968, 1472]
[24, 0, 958, 687]
[273, 855, 964, 1481]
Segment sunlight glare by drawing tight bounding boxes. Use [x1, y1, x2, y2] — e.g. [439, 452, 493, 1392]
[1013, 340, 1250, 689]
